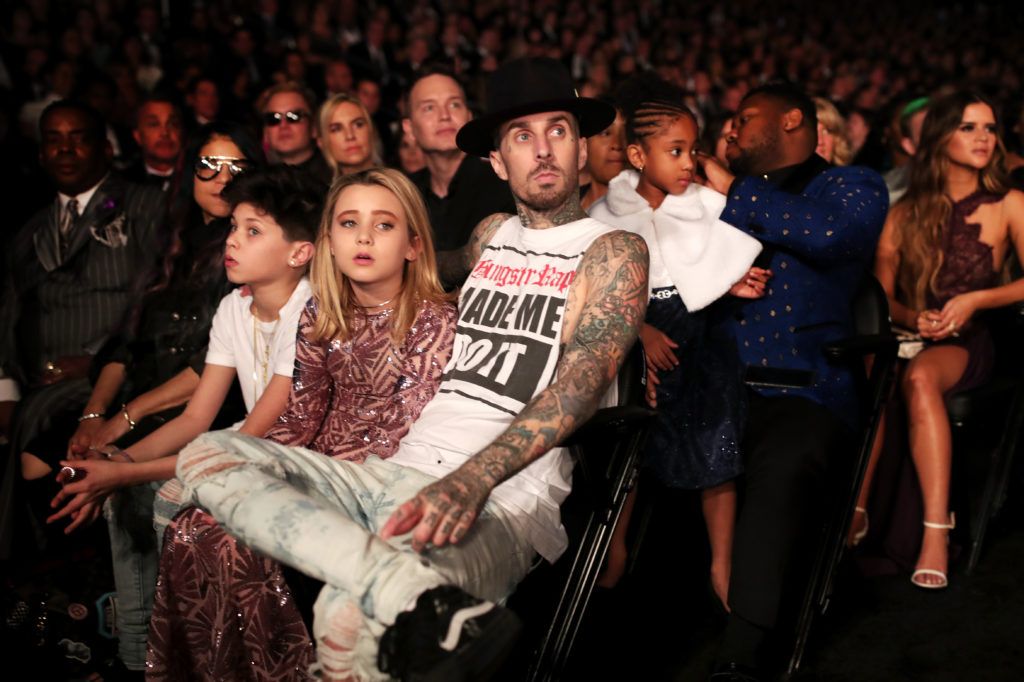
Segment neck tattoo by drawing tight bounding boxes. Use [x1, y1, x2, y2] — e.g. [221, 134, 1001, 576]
[516, 195, 588, 229]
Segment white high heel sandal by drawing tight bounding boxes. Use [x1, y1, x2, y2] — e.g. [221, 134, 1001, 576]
[911, 512, 956, 590]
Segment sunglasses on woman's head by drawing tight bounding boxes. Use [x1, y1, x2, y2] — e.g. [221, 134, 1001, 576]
[194, 155, 252, 181]
[263, 110, 310, 127]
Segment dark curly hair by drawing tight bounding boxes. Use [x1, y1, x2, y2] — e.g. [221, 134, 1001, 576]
[222, 165, 324, 243]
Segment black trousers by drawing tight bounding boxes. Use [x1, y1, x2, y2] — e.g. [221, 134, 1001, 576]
[728, 392, 852, 631]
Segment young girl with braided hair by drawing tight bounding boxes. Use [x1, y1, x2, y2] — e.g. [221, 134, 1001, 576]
[590, 74, 770, 607]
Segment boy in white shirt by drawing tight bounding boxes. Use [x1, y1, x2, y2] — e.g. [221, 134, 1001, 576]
[47, 165, 321, 674]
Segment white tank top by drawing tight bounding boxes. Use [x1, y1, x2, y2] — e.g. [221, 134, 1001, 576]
[393, 215, 617, 561]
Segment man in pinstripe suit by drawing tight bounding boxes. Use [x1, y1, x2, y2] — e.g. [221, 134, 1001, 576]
[0, 100, 166, 556]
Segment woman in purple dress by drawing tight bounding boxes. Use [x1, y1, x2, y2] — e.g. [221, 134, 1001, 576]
[851, 91, 1024, 589]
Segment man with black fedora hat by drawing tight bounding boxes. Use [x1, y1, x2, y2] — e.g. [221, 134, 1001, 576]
[173, 56, 649, 681]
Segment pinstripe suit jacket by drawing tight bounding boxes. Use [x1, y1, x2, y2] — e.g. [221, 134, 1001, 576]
[0, 173, 166, 388]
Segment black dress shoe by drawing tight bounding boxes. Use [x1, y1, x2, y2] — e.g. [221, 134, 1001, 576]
[709, 661, 763, 682]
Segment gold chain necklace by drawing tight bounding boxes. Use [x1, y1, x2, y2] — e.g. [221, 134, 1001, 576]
[357, 296, 395, 309]
[251, 311, 279, 393]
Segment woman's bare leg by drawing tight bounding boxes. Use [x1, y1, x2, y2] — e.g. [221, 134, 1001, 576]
[901, 345, 968, 586]
[847, 412, 886, 546]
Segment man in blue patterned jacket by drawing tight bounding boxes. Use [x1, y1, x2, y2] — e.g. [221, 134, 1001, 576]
[696, 82, 888, 681]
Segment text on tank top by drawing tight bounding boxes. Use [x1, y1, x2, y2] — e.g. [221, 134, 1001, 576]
[404, 216, 616, 456]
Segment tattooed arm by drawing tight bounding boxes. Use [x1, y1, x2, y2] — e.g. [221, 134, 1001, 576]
[381, 230, 650, 551]
[435, 212, 512, 288]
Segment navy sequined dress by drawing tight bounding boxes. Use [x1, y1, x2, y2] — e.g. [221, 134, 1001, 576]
[644, 288, 746, 490]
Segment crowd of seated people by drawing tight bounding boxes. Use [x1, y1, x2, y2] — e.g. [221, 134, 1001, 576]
[1, 2, 1023, 681]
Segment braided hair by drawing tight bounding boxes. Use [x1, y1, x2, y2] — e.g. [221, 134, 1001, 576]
[615, 73, 697, 147]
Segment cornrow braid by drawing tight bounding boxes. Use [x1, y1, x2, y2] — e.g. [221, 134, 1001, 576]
[615, 73, 696, 145]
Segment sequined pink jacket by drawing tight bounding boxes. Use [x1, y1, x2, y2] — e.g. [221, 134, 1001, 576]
[264, 297, 457, 462]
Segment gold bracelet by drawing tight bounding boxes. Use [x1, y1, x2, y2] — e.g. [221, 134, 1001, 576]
[121, 404, 136, 431]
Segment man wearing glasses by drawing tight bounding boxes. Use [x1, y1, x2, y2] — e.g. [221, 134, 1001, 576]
[257, 81, 332, 186]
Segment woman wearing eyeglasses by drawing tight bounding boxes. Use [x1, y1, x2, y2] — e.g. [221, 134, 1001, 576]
[317, 93, 382, 178]
[18, 122, 264, 675]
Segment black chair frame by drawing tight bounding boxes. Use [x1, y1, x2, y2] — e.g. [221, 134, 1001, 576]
[521, 342, 655, 682]
[761, 275, 898, 677]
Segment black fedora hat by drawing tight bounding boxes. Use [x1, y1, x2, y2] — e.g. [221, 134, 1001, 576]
[456, 57, 616, 158]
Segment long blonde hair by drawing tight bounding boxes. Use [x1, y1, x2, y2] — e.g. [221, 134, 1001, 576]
[309, 167, 450, 343]
[317, 93, 384, 177]
[893, 91, 1009, 310]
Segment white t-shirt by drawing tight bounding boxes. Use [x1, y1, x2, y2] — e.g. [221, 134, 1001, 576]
[205, 279, 311, 412]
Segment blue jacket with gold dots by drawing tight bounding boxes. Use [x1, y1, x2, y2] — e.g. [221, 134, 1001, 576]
[720, 154, 888, 426]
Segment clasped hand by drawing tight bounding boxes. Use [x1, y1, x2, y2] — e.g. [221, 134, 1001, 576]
[916, 292, 978, 340]
[48, 449, 128, 533]
[729, 267, 772, 299]
[67, 414, 129, 458]
[380, 467, 491, 552]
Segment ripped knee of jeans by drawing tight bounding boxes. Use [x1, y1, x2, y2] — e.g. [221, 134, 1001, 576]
[317, 600, 363, 681]
[176, 432, 248, 486]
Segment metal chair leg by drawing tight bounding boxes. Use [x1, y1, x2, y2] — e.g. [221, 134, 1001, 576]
[966, 385, 1024, 574]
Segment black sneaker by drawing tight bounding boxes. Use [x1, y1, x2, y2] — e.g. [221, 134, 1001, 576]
[378, 585, 522, 682]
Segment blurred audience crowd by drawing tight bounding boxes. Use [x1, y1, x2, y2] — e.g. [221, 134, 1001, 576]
[2, 0, 1023, 231]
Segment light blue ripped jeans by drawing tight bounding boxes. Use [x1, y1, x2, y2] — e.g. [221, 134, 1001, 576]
[102, 477, 184, 670]
[176, 429, 536, 681]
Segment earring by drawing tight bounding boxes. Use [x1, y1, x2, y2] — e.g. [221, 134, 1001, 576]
[289, 259, 296, 266]
[639, 165, 645, 173]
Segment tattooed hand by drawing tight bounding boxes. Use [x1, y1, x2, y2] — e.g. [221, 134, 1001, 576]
[380, 466, 494, 551]
[384, 229, 649, 549]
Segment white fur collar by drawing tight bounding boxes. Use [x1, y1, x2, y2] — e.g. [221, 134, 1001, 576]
[591, 170, 762, 311]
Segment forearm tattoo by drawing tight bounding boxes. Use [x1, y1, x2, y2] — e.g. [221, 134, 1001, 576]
[459, 230, 650, 490]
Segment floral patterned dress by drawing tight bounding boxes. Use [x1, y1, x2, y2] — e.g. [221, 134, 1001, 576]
[145, 298, 456, 681]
